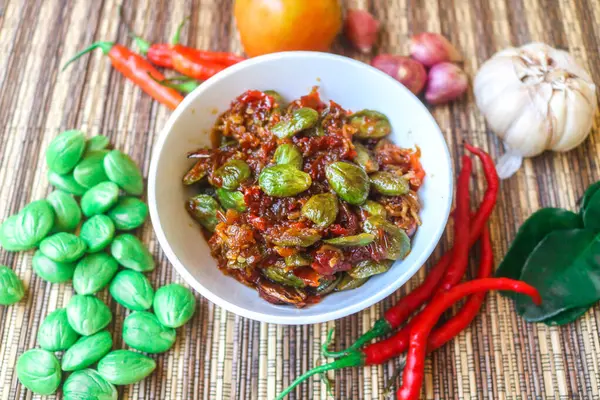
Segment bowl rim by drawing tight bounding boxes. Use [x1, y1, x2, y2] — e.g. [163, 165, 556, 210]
[148, 51, 453, 325]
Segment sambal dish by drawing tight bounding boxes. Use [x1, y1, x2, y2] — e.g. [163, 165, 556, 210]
[183, 88, 425, 307]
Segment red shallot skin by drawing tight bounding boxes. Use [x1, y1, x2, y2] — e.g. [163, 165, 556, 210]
[344, 9, 380, 53]
[371, 55, 427, 95]
[409, 32, 462, 67]
[425, 62, 469, 105]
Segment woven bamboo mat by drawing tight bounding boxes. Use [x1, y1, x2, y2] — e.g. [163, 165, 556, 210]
[1, 0, 599, 399]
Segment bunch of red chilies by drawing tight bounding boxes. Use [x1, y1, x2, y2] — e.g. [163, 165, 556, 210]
[62, 16, 245, 110]
[276, 144, 542, 400]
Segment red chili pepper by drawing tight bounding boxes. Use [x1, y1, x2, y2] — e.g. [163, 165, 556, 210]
[130, 19, 245, 80]
[322, 144, 499, 359]
[146, 43, 174, 68]
[62, 42, 183, 110]
[169, 45, 228, 81]
[397, 278, 541, 400]
[437, 155, 472, 291]
[464, 143, 499, 234]
[427, 224, 492, 351]
[360, 224, 492, 365]
[275, 275, 540, 400]
[168, 45, 245, 67]
[145, 41, 244, 70]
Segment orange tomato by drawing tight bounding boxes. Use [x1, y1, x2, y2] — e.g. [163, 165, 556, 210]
[234, 0, 342, 57]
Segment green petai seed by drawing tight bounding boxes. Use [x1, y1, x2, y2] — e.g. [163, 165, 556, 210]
[16, 349, 61, 395]
[79, 215, 115, 253]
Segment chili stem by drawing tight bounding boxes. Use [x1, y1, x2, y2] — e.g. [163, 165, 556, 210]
[62, 41, 113, 71]
[172, 17, 191, 45]
[118, 5, 151, 54]
[322, 318, 391, 358]
[275, 351, 364, 400]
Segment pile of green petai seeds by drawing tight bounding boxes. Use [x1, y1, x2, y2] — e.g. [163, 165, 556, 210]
[0, 130, 196, 397]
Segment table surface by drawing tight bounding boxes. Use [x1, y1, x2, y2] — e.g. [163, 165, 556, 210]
[1, 0, 600, 399]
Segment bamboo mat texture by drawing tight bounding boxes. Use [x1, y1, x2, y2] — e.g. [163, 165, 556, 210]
[1, 0, 599, 399]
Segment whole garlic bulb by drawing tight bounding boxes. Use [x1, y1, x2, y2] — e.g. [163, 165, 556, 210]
[474, 42, 597, 178]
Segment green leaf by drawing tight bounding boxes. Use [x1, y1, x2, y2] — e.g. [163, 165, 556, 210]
[583, 189, 600, 232]
[580, 181, 600, 212]
[496, 208, 581, 298]
[542, 305, 592, 326]
[515, 229, 600, 322]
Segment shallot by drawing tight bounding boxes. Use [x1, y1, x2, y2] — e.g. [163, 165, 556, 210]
[371, 55, 427, 95]
[425, 62, 468, 105]
[344, 9, 380, 53]
[410, 33, 462, 67]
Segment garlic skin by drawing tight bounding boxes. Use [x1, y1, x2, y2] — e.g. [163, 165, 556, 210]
[474, 42, 597, 178]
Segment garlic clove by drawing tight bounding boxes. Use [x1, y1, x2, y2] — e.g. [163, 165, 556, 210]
[479, 84, 535, 139]
[550, 88, 596, 152]
[474, 59, 522, 111]
[503, 100, 553, 157]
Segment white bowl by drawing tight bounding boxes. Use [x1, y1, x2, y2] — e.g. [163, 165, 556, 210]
[148, 52, 453, 325]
